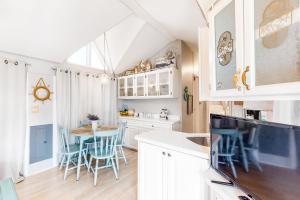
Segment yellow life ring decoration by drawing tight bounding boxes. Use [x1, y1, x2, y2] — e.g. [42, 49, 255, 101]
[31, 78, 53, 103]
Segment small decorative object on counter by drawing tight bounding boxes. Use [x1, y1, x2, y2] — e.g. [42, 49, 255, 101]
[87, 114, 99, 131]
[160, 108, 168, 120]
[127, 109, 135, 117]
[119, 104, 129, 116]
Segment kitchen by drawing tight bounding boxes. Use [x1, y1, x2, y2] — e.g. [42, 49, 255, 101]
[1, 0, 300, 200]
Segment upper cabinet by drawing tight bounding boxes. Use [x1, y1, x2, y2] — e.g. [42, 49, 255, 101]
[244, 0, 300, 96]
[205, 0, 300, 99]
[118, 67, 177, 99]
[209, 0, 244, 97]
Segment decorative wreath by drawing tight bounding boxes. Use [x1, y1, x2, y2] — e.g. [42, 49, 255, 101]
[31, 78, 53, 103]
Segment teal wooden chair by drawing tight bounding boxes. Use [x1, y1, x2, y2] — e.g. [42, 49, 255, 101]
[59, 127, 88, 180]
[80, 119, 101, 154]
[212, 128, 239, 178]
[0, 178, 18, 200]
[88, 130, 119, 186]
[115, 122, 128, 168]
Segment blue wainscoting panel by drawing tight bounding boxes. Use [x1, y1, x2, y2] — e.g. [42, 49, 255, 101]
[30, 124, 53, 164]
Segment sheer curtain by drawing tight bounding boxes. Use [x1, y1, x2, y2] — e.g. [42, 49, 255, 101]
[0, 61, 27, 181]
[56, 69, 117, 129]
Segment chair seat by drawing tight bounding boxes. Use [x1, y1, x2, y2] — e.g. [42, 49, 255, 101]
[89, 148, 114, 158]
[67, 144, 82, 153]
[84, 137, 100, 144]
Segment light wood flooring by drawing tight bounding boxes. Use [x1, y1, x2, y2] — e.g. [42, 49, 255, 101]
[16, 149, 137, 200]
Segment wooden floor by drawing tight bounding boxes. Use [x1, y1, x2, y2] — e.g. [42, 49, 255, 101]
[16, 149, 137, 200]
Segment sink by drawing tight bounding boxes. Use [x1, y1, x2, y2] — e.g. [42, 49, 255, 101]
[186, 137, 210, 147]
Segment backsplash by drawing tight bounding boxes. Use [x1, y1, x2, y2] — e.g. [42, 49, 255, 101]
[118, 98, 180, 116]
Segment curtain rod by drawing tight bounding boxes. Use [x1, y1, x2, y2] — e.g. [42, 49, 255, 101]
[52, 66, 116, 79]
[1, 57, 31, 67]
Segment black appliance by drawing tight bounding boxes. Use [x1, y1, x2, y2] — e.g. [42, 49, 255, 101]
[210, 114, 300, 200]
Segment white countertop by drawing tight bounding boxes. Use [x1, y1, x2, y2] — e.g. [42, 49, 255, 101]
[119, 116, 180, 124]
[135, 130, 210, 159]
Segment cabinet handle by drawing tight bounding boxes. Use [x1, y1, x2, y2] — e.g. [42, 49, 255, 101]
[162, 152, 166, 156]
[168, 153, 171, 157]
[242, 66, 250, 90]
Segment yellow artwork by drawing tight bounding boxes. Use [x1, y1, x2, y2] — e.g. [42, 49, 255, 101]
[30, 78, 53, 103]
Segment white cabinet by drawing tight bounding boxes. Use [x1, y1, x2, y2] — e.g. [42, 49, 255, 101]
[118, 67, 177, 99]
[206, 0, 300, 99]
[138, 143, 164, 200]
[243, 0, 300, 96]
[135, 73, 146, 97]
[208, 0, 244, 97]
[121, 117, 179, 150]
[138, 142, 209, 200]
[118, 75, 135, 98]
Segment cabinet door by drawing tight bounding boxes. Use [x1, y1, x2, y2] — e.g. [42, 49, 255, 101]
[126, 76, 135, 97]
[158, 69, 172, 96]
[118, 77, 126, 97]
[166, 150, 209, 200]
[244, 0, 300, 95]
[138, 142, 164, 200]
[209, 0, 244, 97]
[146, 72, 158, 96]
[124, 126, 139, 149]
[136, 74, 146, 97]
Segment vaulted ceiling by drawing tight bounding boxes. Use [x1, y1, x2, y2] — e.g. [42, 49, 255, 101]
[0, 0, 211, 71]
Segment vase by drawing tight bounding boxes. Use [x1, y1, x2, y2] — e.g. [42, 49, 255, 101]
[91, 120, 98, 131]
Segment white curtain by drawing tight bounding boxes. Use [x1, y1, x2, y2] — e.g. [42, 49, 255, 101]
[56, 69, 117, 129]
[0, 61, 27, 181]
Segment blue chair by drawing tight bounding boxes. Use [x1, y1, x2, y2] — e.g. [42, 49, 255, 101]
[212, 128, 239, 178]
[59, 127, 88, 180]
[88, 130, 119, 186]
[80, 119, 101, 153]
[0, 178, 18, 200]
[115, 122, 128, 168]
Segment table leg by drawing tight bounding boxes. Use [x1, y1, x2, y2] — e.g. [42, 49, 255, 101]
[76, 138, 83, 181]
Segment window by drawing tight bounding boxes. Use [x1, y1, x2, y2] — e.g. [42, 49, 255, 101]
[67, 46, 87, 66]
[67, 43, 104, 70]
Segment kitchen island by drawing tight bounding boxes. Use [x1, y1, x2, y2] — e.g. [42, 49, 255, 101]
[135, 131, 210, 200]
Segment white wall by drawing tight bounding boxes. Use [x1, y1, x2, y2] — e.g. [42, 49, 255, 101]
[0, 51, 58, 176]
[118, 98, 180, 115]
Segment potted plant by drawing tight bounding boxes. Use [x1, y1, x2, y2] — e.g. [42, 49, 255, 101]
[87, 114, 99, 131]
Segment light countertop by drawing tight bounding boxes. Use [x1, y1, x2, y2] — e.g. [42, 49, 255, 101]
[119, 116, 180, 124]
[135, 130, 210, 159]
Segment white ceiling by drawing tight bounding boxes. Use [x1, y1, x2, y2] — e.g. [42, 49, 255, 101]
[94, 15, 173, 73]
[133, 0, 207, 50]
[0, 0, 132, 62]
[0, 0, 210, 69]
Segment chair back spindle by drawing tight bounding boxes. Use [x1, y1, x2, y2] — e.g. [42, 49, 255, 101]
[59, 127, 70, 153]
[116, 122, 127, 146]
[93, 130, 118, 158]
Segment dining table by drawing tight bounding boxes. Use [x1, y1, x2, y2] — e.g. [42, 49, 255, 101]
[71, 125, 119, 181]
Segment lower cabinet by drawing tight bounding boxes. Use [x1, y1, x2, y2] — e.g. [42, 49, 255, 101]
[121, 117, 176, 150]
[138, 142, 209, 200]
